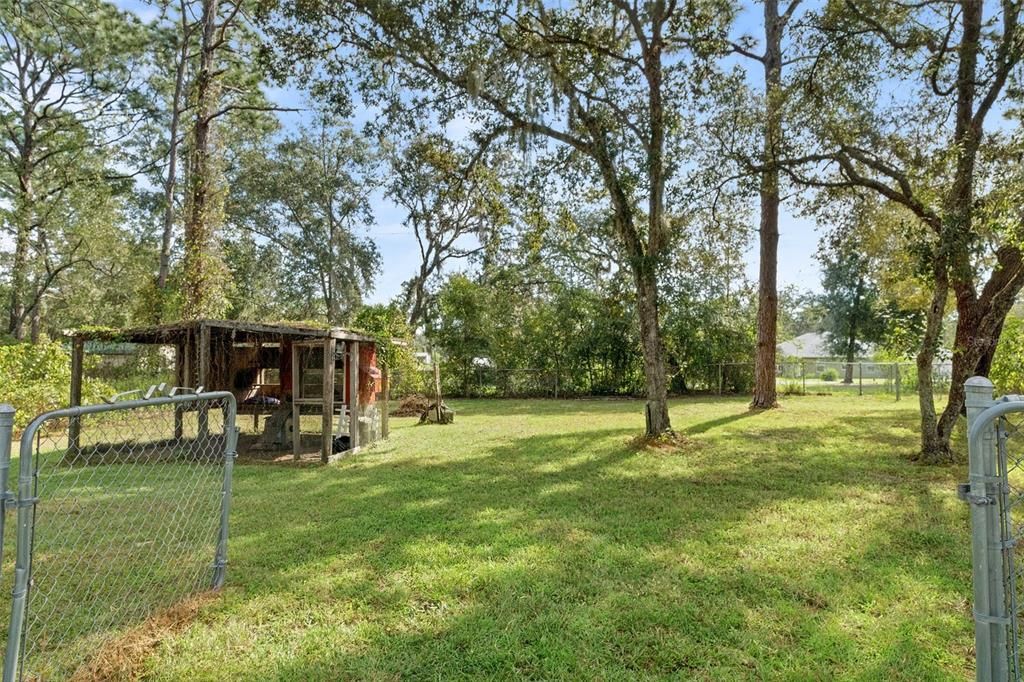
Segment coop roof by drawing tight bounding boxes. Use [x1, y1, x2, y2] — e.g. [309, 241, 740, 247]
[69, 319, 377, 345]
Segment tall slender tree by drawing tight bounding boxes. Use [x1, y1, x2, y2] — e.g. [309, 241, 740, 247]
[726, 0, 805, 408]
[0, 0, 146, 339]
[387, 135, 505, 329]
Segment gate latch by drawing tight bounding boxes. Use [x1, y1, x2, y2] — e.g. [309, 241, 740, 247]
[958, 482, 995, 506]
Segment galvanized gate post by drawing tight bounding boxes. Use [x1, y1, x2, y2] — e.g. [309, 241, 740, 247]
[0, 405, 13, 570]
[964, 376, 1009, 681]
[212, 397, 238, 589]
[5, 410, 43, 682]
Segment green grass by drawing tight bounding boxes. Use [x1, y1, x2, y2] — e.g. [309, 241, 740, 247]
[108, 395, 972, 680]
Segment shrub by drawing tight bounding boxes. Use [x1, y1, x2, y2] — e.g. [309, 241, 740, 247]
[992, 317, 1024, 394]
[0, 342, 112, 428]
[820, 368, 838, 382]
[780, 379, 804, 396]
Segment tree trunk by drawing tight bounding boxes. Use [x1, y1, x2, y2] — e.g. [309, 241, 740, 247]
[931, 279, 1023, 458]
[916, 255, 951, 463]
[157, 3, 191, 296]
[8, 150, 33, 340]
[751, 0, 784, 409]
[180, 0, 224, 320]
[914, 0, 1024, 461]
[842, 276, 863, 384]
[8, 211, 30, 339]
[634, 264, 672, 436]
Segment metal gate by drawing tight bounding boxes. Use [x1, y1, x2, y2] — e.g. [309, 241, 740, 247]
[0, 390, 237, 680]
[964, 377, 1024, 681]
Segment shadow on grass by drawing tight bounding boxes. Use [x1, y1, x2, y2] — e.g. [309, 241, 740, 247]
[682, 408, 760, 435]
[165, 400, 974, 680]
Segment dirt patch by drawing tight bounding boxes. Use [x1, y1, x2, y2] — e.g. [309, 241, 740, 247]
[628, 431, 698, 455]
[391, 393, 430, 417]
[71, 592, 218, 681]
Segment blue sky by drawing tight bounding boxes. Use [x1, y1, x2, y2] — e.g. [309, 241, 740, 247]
[119, 0, 824, 305]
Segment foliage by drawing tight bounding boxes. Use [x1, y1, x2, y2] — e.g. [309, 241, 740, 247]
[778, 286, 826, 341]
[387, 134, 507, 328]
[0, 0, 150, 340]
[818, 238, 885, 361]
[353, 304, 424, 396]
[991, 317, 1024, 395]
[820, 368, 838, 382]
[0, 342, 111, 428]
[228, 116, 381, 324]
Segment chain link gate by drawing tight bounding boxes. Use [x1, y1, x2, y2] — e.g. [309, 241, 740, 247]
[0, 390, 237, 680]
[963, 377, 1024, 681]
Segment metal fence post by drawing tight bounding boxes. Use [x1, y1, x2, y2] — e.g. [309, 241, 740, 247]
[212, 401, 238, 590]
[858, 363, 864, 396]
[895, 364, 901, 401]
[965, 376, 1008, 682]
[0, 405, 13, 571]
[801, 361, 806, 395]
[5, 411, 43, 682]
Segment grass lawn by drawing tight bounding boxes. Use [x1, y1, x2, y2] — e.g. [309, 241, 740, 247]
[6, 395, 974, 680]
[111, 395, 972, 681]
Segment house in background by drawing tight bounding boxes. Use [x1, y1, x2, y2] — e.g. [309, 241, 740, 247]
[777, 332, 876, 377]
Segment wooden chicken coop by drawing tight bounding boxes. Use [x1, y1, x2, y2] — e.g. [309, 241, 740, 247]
[69, 320, 390, 463]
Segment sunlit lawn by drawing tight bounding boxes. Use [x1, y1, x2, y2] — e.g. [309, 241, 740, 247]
[114, 396, 970, 679]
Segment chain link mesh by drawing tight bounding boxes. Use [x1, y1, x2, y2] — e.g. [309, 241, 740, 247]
[13, 395, 232, 680]
[999, 412, 1024, 681]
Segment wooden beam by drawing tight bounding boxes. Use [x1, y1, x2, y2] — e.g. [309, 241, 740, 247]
[68, 336, 84, 453]
[433, 351, 442, 423]
[349, 341, 360, 449]
[198, 323, 211, 439]
[198, 323, 211, 389]
[174, 342, 184, 439]
[183, 331, 193, 388]
[292, 341, 301, 459]
[321, 337, 336, 464]
[381, 364, 390, 439]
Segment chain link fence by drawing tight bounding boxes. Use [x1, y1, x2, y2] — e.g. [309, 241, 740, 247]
[391, 360, 954, 401]
[0, 391, 237, 680]
[964, 378, 1024, 681]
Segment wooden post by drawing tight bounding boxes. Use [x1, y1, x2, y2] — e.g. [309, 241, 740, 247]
[183, 331, 193, 388]
[198, 323, 210, 389]
[433, 352, 442, 423]
[253, 338, 261, 431]
[349, 341, 360, 448]
[68, 336, 84, 453]
[174, 342, 184, 439]
[291, 341, 301, 459]
[321, 337, 336, 464]
[381, 365, 390, 439]
[198, 323, 211, 438]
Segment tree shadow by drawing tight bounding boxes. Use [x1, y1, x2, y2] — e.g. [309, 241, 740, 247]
[141, 400, 972, 679]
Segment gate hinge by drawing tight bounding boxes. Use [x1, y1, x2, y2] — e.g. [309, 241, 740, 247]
[0, 490, 14, 513]
[958, 482, 995, 506]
